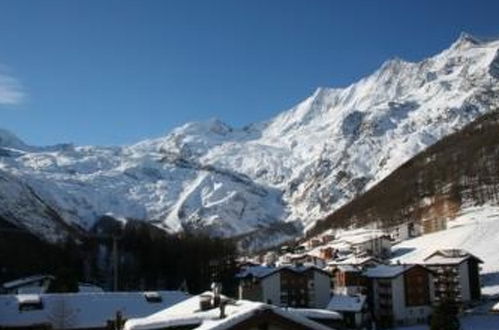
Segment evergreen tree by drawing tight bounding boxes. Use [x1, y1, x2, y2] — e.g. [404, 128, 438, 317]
[430, 299, 460, 330]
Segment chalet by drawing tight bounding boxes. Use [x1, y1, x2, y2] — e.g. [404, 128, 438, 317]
[423, 249, 483, 306]
[364, 264, 435, 328]
[124, 291, 336, 330]
[237, 265, 331, 308]
[263, 251, 278, 266]
[0, 291, 189, 330]
[319, 233, 336, 245]
[327, 294, 369, 329]
[318, 246, 335, 261]
[307, 238, 323, 250]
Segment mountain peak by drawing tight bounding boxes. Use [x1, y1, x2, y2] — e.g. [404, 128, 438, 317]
[451, 32, 482, 50]
[0, 128, 28, 150]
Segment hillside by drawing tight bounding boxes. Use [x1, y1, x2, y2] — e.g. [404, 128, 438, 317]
[0, 33, 498, 250]
[391, 205, 499, 297]
[308, 109, 499, 237]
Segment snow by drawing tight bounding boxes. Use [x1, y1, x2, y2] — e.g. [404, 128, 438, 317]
[423, 252, 482, 265]
[2, 275, 54, 290]
[364, 264, 413, 278]
[327, 294, 366, 312]
[235, 265, 275, 278]
[16, 294, 42, 305]
[236, 265, 327, 280]
[0, 291, 189, 329]
[0, 34, 498, 249]
[285, 307, 342, 320]
[392, 205, 499, 297]
[124, 292, 332, 330]
[395, 315, 499, 330]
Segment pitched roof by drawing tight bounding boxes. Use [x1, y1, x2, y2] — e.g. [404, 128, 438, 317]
[0, 291, 189, 329]
[124, 292, 333, 330]
[327, 294, 366, 312]
[236, 265, 329, 280]
[423, 249, 484, 265]
[2, 275, 55, 289]
[364, 264, 431, 278]
[285, 308, 342, 320]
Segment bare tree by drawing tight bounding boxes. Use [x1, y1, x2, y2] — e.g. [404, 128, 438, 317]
[47, 297, 77, 330]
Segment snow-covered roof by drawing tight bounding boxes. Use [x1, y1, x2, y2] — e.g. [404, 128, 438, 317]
[491, 301, 499, 312]
[236, 265, 275, 278]
[236, 265, 329, 279]
[16, 294, 42, 305]
[335, 265, 361, 273]
[328, 255, 381, 267]
[423, 249, 484, 265]
[124, 292, 333, 330]
[286, 307, 342, 320]
[2, 275, 55, 289]
[0, 291, 189, 329]
[363, 264, 428, 278]
[327, 294, 366, 312]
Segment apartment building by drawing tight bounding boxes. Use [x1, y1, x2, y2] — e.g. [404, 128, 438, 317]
[237, 265, 331, 308]
[365, 264, 435, 328]
[423, 249, 483, 307]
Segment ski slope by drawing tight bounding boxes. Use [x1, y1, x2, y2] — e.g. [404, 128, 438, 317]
[392, 205, 499, 296]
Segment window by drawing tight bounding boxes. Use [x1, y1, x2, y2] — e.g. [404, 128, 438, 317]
[144, 292, 163, 303]
[19, 301, 43, 311]
[18, 296, 43, 312]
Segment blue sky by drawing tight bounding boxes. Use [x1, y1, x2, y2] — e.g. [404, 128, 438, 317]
[0, 0, 498, 146]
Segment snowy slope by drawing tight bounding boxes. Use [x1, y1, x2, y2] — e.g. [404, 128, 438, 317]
[1, 33, 499, 247]
[392, 205, 499, 297]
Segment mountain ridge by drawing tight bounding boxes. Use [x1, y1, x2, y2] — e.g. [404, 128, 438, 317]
[1, 33, 498, 250]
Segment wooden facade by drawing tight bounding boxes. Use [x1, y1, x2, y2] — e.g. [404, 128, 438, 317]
[404, 266, 431, 306]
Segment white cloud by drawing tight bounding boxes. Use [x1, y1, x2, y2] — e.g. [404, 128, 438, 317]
[0, 68, 25, 105]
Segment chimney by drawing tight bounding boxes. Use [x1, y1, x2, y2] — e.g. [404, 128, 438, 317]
[199, 294, 212, 311]
[219, 299, 227, 319]
[211, 279, 222, 308]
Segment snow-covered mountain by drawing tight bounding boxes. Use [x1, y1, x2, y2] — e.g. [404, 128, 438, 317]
[1, 33, 498, 249]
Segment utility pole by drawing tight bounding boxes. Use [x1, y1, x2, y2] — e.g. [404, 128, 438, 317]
[112, 235, 119, 292]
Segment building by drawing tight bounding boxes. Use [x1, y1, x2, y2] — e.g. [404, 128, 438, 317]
[422, 217, 447, 234]
[285, 253, 327, 268]
[331, 265, 367, 296]
[340, 233, 392, 259]
[423, 249, 483, 307]
[124, 291, 336, 330]
[2, 275, 55, 294]
[364, 264, 435, 328]
[0, 291, 189, 330]
[327, 294, 369, 329]
[237, 265, 331, 308]
[318, 246, 335, 261]
[387, 222, 421, 243]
